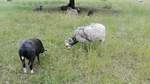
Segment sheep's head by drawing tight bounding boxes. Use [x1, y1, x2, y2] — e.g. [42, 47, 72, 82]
[65, 37, 78, 48]
[40, 47, 47, 53]
[65, 38, 73, 48]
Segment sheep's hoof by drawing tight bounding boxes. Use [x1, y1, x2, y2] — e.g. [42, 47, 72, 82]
[30, 70, 34, 74]
[23, 68, 27, 73]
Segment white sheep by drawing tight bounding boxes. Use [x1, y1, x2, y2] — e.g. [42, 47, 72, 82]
[66, 7, 78, 16]
[65, 23, 106, 48]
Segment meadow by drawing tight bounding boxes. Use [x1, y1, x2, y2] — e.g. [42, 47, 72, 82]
[0, 0, 150, 84]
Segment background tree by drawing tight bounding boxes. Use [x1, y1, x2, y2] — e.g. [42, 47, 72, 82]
[68, 0, 75, 9]
[61, 0, 76, 10]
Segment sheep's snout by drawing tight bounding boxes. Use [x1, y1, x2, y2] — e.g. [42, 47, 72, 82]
[65, 39, 72, 48]
[65, 42, 71, 48]
[66, 45, 72, 49]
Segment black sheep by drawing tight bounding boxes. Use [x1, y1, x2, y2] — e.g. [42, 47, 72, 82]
[19, 38, 46, 73]
[87, 9, 95, 16]
[33, 5, 43, 11]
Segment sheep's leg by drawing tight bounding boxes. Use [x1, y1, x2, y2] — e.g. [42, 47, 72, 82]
[82, 43, 88, 52]
[37, 55, 40, 65]
[28, 60, 30, 65]
[84, 45, 88, 52]
[29, 56, 35, 74]
[20, 56, 27, 73]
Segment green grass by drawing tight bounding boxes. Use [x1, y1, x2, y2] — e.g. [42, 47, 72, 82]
[0, 0, 150, 84]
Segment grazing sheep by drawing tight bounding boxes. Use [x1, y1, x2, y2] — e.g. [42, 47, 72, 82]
[87, 9, 95, 16]
[19, 38, 46, 73]
[65, 23, 106, 48]
[66, 7, 80, 16]
[33, 5, 43, 11]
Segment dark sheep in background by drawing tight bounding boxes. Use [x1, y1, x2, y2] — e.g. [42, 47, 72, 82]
[87, 9, 95, 16]
[7, 0, 12, 2]
[19, 38, 46, 74]
[33, 5, 43, 11]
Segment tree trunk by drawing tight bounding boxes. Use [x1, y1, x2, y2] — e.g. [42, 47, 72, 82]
[61, 0, 76, 10]
[68, 0, 75, 9]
